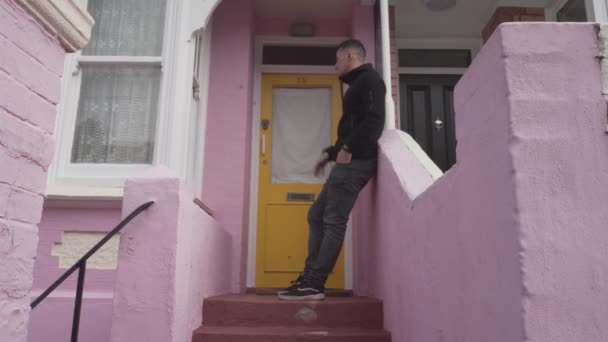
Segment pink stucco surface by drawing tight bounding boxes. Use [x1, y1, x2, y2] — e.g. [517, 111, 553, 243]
[203, 0, 255, 293]
[351, 3, 376, 67]
[28, 208, 121, 342]
[505, 24, 608, 341]
[353, 23, 608, 342]
[0, 1, 66, 341]
[110, 167, 231, 342]
[255, 17, 351, 37]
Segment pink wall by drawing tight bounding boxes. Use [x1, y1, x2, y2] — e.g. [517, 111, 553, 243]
[28, 208, 121, 342]
[351, 3, 376, 66]
[353, 23, 608, 342]
[203, 0, 255, 293]
[254, 4, 376, 62]
[110, 167, 231, 342]
[0, 1, 66, 341]
[504, 23, 608, 341]
[255, 17, 351, 37]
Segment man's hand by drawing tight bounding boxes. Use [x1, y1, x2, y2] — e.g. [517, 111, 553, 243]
[336, 148, 352, 164]
[314, 152, 330, 177]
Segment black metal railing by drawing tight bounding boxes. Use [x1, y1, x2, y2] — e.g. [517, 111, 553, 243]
[30, 201, 154, 342]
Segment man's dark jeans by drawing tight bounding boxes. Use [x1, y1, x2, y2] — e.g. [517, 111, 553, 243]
[303, 159, 377, 288]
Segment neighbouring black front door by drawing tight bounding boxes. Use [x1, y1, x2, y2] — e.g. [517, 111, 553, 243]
[399, 74, 460, 172]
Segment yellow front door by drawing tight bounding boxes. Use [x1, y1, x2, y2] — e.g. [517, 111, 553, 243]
[255, 74, 344, 289]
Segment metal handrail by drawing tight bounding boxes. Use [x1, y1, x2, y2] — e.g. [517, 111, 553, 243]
[30, 201, 154, 342]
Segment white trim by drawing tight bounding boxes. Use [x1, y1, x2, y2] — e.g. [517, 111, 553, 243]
[153, 0, 183, 176]
[46, 184, 123, 200]
[592, 0, 608, 22]
[398, 67, 468, 75]
[49, 0, 180, 196]
[380, 0, 396, 129]
[246, 36, 354, 289]
[77, 56, 164, 65]
[398, 131, 444, 181]
[55, 164, 151, 186]
[260, 65, 337, 74]
[189, 22, 213, 198]
[187, 0, 221, 36]
[15, 0, 94, 52]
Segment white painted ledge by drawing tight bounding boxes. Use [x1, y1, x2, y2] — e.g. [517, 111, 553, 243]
[45, 185, 123, 208]
[16, 0, 94, 52]
[396, 130, 444, 181]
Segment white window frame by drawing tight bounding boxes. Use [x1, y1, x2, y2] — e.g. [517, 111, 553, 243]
[48, 0, 192, 198]
[546, 0, 608, 22]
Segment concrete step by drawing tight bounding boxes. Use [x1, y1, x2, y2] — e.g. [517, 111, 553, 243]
[202, 294, 384, 329]
[192, 326, 391, 342]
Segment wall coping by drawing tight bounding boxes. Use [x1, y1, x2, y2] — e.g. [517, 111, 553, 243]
[16, 0, 94, 52]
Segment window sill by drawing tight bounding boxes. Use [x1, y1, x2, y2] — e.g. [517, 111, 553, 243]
[45, 185, 123, 209]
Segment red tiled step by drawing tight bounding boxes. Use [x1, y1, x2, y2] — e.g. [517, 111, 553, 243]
[202, 294, 384, 329]
[192, 326, 391, 342]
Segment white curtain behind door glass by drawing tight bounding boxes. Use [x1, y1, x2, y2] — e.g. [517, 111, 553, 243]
[271, 88, 332, 184]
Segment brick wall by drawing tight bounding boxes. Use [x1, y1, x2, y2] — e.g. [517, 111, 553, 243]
[483, 7, 546, 42]
[0, 1, 66, 341]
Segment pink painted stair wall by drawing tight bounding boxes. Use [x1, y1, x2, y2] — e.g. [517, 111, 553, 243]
[110, 167, 232, 342]
[353, 23, 608, 342]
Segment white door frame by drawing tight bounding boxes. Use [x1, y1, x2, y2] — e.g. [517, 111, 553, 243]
[246, 36, 356, 289]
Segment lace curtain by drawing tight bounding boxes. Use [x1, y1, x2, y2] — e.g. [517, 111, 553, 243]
[71, 0, 166, 164]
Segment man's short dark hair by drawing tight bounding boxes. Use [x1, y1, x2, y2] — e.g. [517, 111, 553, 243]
[338, 39, 366, 60]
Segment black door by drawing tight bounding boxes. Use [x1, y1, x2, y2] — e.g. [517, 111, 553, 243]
[399, 74, 460, 172]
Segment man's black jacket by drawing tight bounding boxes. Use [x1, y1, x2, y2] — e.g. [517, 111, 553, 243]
[324, 63, 386, 161]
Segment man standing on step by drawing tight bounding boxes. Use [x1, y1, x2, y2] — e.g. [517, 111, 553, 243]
[278, 39, 386, 301]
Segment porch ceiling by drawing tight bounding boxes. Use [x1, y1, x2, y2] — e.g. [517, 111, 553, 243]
[254, 0, 355, 19]
[395, 0, 553, 38]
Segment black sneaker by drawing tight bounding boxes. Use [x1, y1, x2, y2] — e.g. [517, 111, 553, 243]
[277, 274, 304, 295]
[278, 281, 325, 301]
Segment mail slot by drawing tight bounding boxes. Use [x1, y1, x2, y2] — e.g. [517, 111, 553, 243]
[287, 193, 315, 202]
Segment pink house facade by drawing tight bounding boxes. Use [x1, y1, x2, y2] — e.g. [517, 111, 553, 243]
[2, 0, 608, 341]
